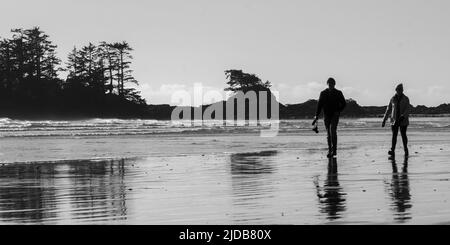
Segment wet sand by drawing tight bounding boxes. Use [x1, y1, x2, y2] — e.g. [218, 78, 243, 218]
[0, 129, 449, 224]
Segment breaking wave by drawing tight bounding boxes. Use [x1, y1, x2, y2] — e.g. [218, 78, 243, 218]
[0, 117, 449, 138]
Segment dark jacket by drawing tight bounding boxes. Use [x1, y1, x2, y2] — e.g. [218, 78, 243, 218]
[315, 88, 347, 117]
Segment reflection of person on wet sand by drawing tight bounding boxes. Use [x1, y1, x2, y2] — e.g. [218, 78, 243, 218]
[314, 158, 347, 221]
[387, 156, 412, 223]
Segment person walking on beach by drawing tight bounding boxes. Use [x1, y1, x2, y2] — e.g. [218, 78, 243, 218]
[313, 78, 347, 158]
[382, 83, 410, 157]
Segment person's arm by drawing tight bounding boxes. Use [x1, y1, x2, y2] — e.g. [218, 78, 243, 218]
[382, 98, 393, 127]
[315, 91, 324, 119]
[339, 91, 347, 112]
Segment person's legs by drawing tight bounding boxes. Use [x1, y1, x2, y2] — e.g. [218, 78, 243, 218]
[324, 116, 332, 156]
[390, 125, 399, 155]
[330, 115, 339, 155]
[400, 126, 409, 155]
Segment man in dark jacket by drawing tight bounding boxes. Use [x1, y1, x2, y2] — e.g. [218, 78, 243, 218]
[314, 78, 347, 158]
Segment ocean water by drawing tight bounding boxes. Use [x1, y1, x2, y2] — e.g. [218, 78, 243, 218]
[0, 117, 449, 138]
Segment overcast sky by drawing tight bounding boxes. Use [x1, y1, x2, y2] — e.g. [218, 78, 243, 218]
[2, 0, 450, 106]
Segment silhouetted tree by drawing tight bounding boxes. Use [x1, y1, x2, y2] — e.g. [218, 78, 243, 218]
[23, 27, 61, 80]
[224, 70, 272, 93]
[111, 41, 138, 97]
[66, 47, 82, 79]
[99, 42, 118, 94]
[0, 26, 147, 118]
[0, 38, 14, 97]
[66, 43, 107, 96]
[0, 27, 62, 105]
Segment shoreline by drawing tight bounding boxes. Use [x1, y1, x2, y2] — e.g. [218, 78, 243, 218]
[1, 126, 448, 164]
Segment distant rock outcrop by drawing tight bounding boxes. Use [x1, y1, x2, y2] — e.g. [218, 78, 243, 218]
[147, 98, 450, 120]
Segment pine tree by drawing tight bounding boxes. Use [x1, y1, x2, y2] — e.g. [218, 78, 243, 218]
[111, 41, 138, 97]
[224, 70, 272, 93]
[99, 42, 118, 95]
